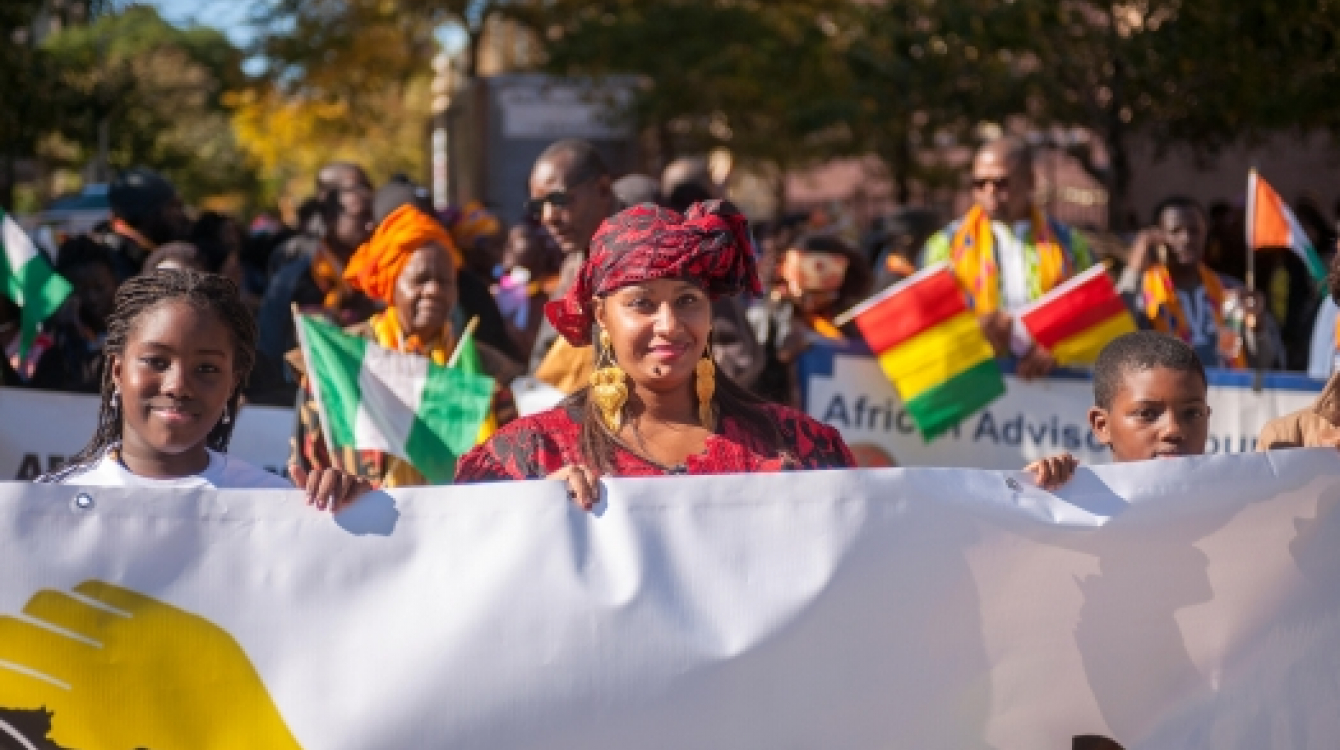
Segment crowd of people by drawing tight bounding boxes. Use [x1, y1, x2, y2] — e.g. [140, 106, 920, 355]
[6, 132, 1340, 501]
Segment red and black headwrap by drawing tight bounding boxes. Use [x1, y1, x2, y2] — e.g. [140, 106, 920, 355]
[545, 199, 762, 346]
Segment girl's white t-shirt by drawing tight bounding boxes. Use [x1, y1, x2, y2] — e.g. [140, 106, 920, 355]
[53, 449, 292, 489]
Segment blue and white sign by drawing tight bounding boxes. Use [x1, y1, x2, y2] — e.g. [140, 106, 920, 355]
[801, 341, 1323, 469]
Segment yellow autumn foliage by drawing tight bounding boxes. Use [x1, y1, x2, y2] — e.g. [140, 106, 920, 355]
[227, 75, 432, 206]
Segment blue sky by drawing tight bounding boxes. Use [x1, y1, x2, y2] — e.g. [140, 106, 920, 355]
[143, 0, 466, 64]
[145, 0, 257, 46]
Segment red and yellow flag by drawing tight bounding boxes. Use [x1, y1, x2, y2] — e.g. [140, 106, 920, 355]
[1018, 264, 1136, 366]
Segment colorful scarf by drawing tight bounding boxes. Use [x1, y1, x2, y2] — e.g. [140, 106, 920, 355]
[449, 200, 502, 251]
[110, 218, 156, 253]
[808, 315, 845, 340]
[345, 204, 461, 304]
[546, 200, 761, 346]
[311, 244, 352, 312]
[884, 253, 917, 280]
[370, 307, 455, 366]
[947, 205, 1071, 313]
[1142, 263, 1247, 369]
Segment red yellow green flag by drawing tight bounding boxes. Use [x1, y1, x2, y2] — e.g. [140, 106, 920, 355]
[842, 263, 1004, 441]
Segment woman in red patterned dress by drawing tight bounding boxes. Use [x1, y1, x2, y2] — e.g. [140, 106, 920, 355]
[455, 200, 855, 507]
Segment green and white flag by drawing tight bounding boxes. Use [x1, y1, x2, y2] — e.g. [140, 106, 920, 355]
[295, 314, 495, 483]
[1, 210, 72, 356]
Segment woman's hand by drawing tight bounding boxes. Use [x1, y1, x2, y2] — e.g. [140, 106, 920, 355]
[1016, 344, 1057, 381]
[1225, 287, 1267, 329]
[289, 465, 375, 512]
[547, 464, 601, 511]
[977, 311, 1014, 356]
[1126, 227, 1166, 273]
[1315, 426, 1340, 449]
[1024, 453, 1079, 491]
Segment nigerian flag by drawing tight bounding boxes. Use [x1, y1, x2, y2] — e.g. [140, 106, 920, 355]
[1, 210, 71, 356]
[295, 314, 495, 483]
[447, 319, 500, 442]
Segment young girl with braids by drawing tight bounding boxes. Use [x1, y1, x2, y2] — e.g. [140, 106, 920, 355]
[39, 270, 370, 510]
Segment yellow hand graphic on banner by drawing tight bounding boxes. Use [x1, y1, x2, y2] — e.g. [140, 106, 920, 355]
[0, 580, 301, 749]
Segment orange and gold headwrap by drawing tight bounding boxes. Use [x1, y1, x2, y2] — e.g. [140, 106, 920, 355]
[343, 204, 462, 303]
[450, 200, 502, 250]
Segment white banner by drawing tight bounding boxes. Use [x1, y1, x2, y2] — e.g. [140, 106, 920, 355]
[2, 452, 1340, 748]
[802, 344, 1322, 468]
[0, 387, 293, 481]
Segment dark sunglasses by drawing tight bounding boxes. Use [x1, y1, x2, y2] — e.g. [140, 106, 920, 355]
[523, 173, 598, 219]
[972, 177, 1010, 191]
[524, 191, 573, 220]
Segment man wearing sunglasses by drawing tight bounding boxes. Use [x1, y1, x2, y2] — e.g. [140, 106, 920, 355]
[525, 139, 617, 371]
[921, 136, 1094, 379]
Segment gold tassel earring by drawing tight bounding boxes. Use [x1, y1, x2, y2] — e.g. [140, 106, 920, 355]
[696, 341, 717, 432]
[589, 329, 629, 432]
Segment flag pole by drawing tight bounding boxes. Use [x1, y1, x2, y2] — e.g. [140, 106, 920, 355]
[291, 304, 344, 472]
[446, 316, 480, 368]
[1245, 170, 1263, 391]
[1245, 169, 1257, 295]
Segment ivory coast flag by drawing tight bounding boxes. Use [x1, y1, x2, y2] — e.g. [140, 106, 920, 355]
[843, 263, 1005, 441]
[295, 314, 495, 483]
[1018, 264, 1136, 366]
[1246, 170, 1327, 282]
[1, 210, 71, 356]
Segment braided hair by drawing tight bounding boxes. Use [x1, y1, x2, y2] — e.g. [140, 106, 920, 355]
[64, 269, 258, 470]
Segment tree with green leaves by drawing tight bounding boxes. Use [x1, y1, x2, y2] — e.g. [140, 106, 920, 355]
[977, 0, 1340, 227]
[244, 0, 1340, 226]
[523, 0, 855, 215]
[42, 4, 257, 202]
[0, 0, 59, 209]
[841, 0, 1026, 205]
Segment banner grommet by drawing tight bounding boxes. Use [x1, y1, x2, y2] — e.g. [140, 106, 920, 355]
[71, 492, 95, 512]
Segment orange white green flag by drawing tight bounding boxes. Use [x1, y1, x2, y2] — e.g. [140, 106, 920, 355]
[1246, 170, 1326, 282]
[838, 263, 1005, 441]
[1017, 264, 1136, 366]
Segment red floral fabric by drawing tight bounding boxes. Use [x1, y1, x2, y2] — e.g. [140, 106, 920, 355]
[454, 401, 855, 481]
[544, 199, 762, 346]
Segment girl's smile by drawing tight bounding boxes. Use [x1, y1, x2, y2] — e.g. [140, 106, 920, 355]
[147, 401, 204, 425]
[111, 299, 239, 478]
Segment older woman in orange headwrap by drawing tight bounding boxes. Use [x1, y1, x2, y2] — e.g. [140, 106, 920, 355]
[288, 203, 520, 487]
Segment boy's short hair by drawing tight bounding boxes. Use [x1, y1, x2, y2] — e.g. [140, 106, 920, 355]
[1093, 331, 1207, 409]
